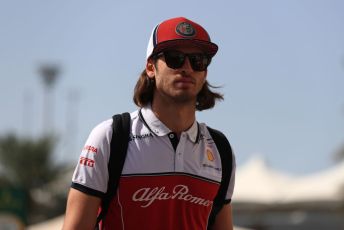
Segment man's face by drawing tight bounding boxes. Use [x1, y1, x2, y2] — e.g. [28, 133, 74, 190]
[146, 45, 208, 105]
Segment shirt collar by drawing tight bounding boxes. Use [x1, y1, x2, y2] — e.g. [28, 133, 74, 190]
[140, 105, 199, 143]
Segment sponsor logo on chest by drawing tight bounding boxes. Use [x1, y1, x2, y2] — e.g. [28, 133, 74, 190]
[132, 184, 213, 208]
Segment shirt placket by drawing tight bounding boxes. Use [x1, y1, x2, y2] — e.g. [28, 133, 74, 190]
[175, 133, 188, 172]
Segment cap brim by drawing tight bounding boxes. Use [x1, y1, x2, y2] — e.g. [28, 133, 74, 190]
[151, 39, 218, 58]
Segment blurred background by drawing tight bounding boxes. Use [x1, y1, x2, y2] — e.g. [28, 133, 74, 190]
[0, 0, 343, 229]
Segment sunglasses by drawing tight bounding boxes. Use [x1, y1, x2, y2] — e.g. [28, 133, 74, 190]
[155, 50, 211, 72]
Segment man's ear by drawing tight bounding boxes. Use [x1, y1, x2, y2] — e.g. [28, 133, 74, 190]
[146, 59, 155, 79]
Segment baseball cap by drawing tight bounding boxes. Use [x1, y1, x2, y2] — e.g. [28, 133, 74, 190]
[146, 17, 218, 60]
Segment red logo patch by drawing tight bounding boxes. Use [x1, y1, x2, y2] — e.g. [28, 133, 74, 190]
[79, 157, 95, 168]
[83, 145, 98, 154]
[176, 22, 196, 37]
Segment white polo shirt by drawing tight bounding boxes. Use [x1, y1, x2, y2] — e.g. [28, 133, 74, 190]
[71, 105, 236, 230]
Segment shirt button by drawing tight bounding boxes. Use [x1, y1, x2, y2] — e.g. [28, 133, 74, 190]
[169, 133, 174, 138]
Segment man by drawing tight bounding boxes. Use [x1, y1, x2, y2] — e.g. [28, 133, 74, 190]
[63, 17, 236, 230]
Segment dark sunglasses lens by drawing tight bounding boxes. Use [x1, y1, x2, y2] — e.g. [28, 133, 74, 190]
[188, 54, 210, 71]
[161, 51, 210, 71]
[164, 51, 185, 69]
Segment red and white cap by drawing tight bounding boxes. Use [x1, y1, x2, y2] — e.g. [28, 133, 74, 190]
[146, 17, 218, 59]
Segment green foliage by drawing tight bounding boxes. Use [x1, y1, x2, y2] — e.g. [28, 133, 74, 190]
[0, 134, 66, 224]
[0, 134, 62, 190]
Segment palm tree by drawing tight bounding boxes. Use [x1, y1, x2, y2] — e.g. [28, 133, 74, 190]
[0, 134, 66, 224]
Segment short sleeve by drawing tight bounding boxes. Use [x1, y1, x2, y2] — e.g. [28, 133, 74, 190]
[71, 119, 113, 197]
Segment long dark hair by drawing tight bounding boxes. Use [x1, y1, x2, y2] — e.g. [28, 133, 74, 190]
[133, 69, 224, 111]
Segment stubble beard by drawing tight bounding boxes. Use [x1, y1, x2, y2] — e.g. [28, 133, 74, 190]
[153, 68, 202, 107]
[157, 87, 198, 107]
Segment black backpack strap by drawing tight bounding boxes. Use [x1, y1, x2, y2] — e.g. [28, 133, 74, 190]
[207, 127, 233, 228]
[95, 112, 131, 229]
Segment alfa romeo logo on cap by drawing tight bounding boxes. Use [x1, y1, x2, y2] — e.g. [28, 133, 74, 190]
[176, 22, 196, 37]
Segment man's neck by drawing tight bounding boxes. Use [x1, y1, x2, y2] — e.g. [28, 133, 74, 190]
[151, 99, 196, 136]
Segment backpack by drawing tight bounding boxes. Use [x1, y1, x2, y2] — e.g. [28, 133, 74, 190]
[96, 112, 233, 229]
